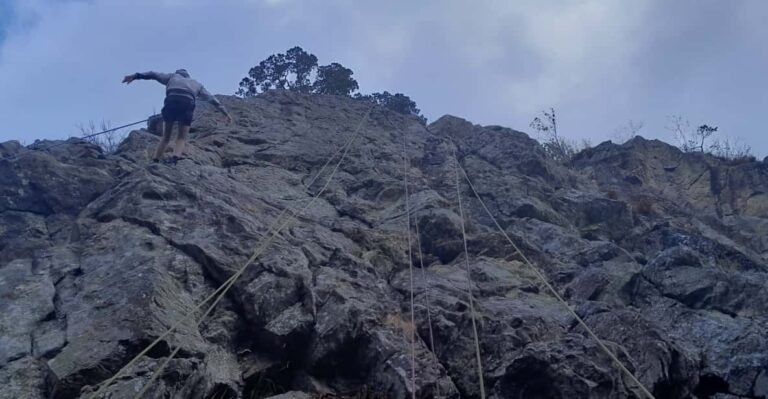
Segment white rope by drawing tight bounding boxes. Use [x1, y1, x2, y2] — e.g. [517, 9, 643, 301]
[450, 141, 486, 399]
[131, 117, 371, 399]
[303, 111, 370, 192]
[0, 117, 153, 163]
[401, 128, 418, 399]
[453, 142, 655, 399]
[131, 110, 372, 399]
[414, 219, 441, 398]
[89, 106, 373, 399]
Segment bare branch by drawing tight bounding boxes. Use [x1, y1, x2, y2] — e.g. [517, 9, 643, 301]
[529, 107, 589, 162]
[77, 119, 126, 153]
[612, 120, 644, 143]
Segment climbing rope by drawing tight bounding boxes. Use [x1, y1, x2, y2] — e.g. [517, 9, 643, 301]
[64, 106, 654, 398]
[414, 220, 440, 398]
[400, 128, 418, 399]
[450, 140, 656, 399]
[0, 117, 152, 163]
[81, 118, 154, 140]
[130, 201, 294, 399]
[304, 130, 352, 193]
[89, 106, 373, 399]
[87, 208, 288, 398]
[450, 140, 487, 399]
[131, 109, 372, 399]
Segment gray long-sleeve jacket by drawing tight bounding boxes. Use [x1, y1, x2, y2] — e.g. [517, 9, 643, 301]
[135, 71, 230, 116]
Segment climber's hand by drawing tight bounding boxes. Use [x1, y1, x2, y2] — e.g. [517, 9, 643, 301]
[122, 74, 135, 84]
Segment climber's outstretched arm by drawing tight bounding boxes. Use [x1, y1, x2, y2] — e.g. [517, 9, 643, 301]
[199, 86, 233, 124]
[122, 71, 172, 85]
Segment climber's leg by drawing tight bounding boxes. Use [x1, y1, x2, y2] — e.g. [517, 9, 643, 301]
[153, 121, 174, 160]
[172, 124, 190, 157]
[170, 96, 194, 158]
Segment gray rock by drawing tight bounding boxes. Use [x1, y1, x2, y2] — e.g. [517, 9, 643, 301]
[1, 91, 766, 398]
[0, 259, 56, 366]
[0, 357, 54, 399]
[264, 392, 312, 399]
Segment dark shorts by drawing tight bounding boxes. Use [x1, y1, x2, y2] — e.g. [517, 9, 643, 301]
[161, 95, 195, 126]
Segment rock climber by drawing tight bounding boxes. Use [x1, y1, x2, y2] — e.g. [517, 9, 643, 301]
[122, 69, 232, 163]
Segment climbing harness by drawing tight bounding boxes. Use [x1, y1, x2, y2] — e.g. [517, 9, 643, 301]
[449, 140, 656, 399]
[89, 106, 373, 399]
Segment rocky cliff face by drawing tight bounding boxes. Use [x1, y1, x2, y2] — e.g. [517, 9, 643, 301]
[1, 91, 767, 399]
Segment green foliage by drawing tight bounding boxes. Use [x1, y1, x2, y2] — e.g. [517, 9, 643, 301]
[237, 46, 319, 97]
[530, 108, 557, 138]
[666, 115, 752, 160]
[313, 63, 359, 96]
[237, 46, 426, 124]
[237, 46, 359, 97]
[285, 46, 318, 92]
[695, 124, 718, 152]
[355, 91, 427, 124]
[529, 107, 589, 162]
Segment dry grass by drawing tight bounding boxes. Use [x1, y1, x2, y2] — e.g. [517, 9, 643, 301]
[632, 197, 654, 216]
[383, 313, 416, 339]
[77, 120, 127, 153]
[315, 386, 388, 399]
[244, 375, 281, 399]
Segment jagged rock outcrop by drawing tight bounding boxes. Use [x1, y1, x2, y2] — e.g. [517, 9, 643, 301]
[1, 90, 766, 399]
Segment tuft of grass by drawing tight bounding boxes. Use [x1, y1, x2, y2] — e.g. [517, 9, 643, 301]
[383, 313, 415, 339]
[315, 385, 388, 399]
[244, 375, 281, 399]
[632, 197, 654, 216]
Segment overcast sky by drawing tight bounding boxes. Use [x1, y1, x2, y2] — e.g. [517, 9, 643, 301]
[1, 0, 766, 157]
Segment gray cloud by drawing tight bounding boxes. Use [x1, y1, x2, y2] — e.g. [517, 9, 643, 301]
[0, 0, 765, 157]
[0, 2, 13, 44]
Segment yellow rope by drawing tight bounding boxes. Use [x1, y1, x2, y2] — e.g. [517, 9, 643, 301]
[450, 141, 486, 399]
[400, 128, 418, 399]
[89, 106, 372, 399]
[453, 146, 656, 399]
[131, 109, 371, 399]
[414, 219, 440, 398]
[87, 206, 287, 398]
[304, 129, 352, 192]
[87, 107, 654, 399]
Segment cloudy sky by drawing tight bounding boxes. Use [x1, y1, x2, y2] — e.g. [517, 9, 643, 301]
[0, 0, 766, 157]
